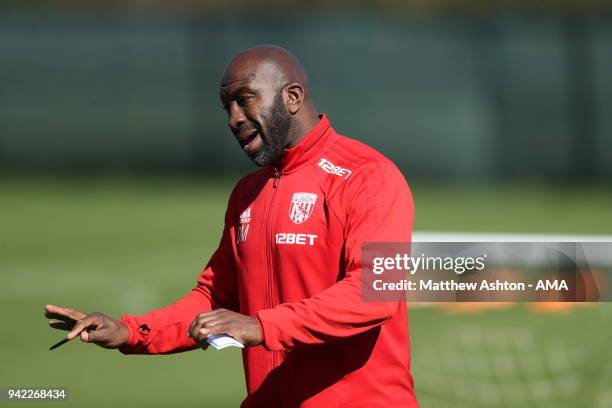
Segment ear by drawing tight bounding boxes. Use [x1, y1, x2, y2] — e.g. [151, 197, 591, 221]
[284, 83, 305, 115]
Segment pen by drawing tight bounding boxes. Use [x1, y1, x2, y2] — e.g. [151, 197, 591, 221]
[49, 337, 71, 351]
[49, 326, 91, 351]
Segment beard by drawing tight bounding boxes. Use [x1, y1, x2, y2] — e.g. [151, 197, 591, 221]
[247, 91, 292, 167]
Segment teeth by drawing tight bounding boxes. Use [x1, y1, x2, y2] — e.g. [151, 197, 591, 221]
[243, 132, 257, 146]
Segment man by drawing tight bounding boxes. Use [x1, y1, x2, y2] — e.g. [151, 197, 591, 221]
[45, 45, 418, 407]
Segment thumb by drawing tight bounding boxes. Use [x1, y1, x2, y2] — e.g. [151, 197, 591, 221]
[80, 328, 105, 343]
[80, 330, 92, 342]
[80, 328, 103, 343]
[81, 328, 120, 348]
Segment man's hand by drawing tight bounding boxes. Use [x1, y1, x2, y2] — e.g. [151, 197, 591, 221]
[188, 309, 263, 348]
[44, 304, 129, 349]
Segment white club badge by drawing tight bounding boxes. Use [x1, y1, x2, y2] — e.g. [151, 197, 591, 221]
[289, 193, 318, 224]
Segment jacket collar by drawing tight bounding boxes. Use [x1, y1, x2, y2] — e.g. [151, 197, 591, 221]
[275, 114, 334, 174]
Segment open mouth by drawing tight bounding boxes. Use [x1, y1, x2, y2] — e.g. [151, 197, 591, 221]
[238, 129, 260, 150]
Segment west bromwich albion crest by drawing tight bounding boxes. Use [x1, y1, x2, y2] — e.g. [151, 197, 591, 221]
[289, 192, 318, 224]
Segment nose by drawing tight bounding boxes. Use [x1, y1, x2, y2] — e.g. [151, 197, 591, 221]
[228, 102, 247, 131]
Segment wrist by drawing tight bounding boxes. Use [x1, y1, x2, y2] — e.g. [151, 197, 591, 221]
[117, 320, 131, 348]
[116, 316, 139, 353]
[250, 316, 264, 346]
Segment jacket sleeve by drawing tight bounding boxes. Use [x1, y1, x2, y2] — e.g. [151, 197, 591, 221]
[256, 161, 414, 351]
[118, 194, 239, 355]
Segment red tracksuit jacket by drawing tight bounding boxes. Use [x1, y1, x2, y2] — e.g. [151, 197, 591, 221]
[119, 115, 418, 408]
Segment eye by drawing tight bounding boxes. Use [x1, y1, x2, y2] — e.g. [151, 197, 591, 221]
[236, 94, 254, 107]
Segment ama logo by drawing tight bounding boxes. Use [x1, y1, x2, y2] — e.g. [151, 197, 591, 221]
[289, 193, 317, 224]
[237, 207, 251, 244]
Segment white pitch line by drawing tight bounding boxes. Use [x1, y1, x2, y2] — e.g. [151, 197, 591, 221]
[413, 231, 612, 243]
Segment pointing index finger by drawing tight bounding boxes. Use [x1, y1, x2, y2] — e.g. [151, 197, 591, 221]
[45, 304, 86, 321]
[45, 312, 76, 323]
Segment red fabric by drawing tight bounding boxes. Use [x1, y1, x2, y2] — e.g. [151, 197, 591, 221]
[119, 115, 418, 407]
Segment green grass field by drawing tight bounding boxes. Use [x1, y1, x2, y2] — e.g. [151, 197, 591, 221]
[1, 177, 611, 407]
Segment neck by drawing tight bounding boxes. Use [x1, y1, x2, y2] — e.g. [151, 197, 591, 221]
[285, 109, 320, 148]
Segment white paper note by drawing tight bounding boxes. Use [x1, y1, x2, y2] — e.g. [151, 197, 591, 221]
[206, 334, 244, 350]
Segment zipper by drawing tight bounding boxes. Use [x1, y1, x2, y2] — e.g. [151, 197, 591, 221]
[265, 167, 281, 368]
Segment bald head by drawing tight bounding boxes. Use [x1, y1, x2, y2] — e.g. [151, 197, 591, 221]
[222, 45, 310, 93]
[219, 45, 319, 167]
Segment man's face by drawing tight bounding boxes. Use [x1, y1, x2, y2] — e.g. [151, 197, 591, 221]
[219, 64, 292, 167]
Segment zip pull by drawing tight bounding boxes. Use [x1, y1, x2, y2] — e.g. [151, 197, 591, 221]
[272, 169, 280, 188]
